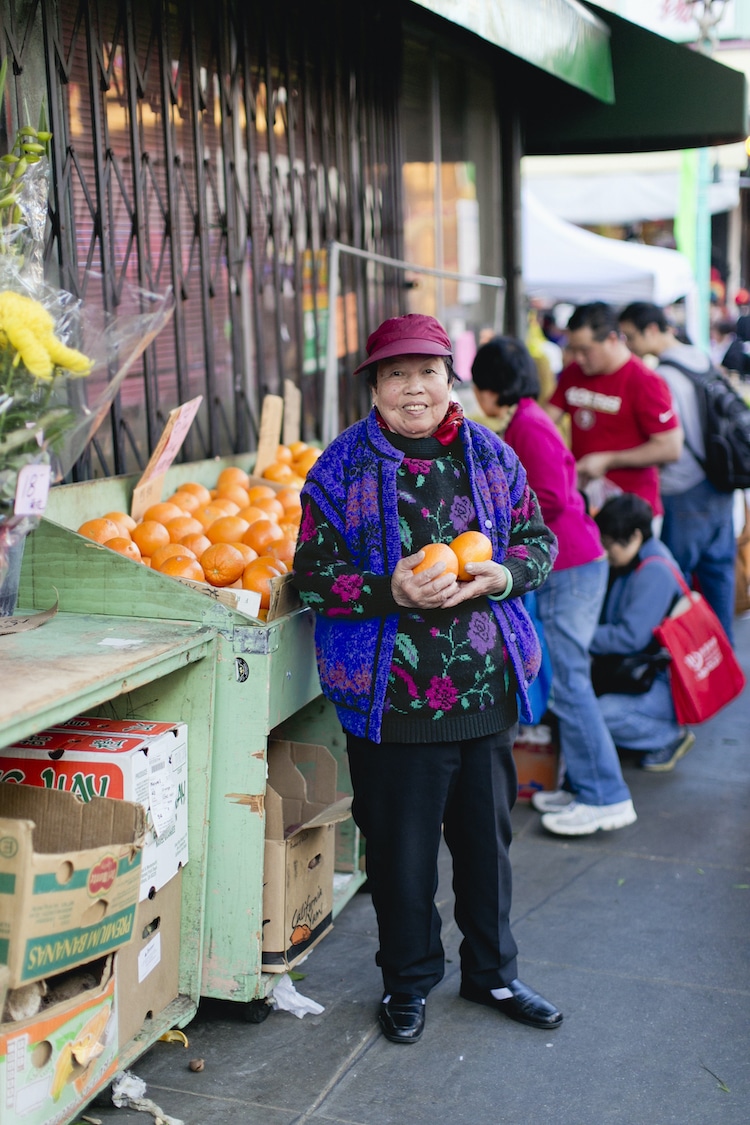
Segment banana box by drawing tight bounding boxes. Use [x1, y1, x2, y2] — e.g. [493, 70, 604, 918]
[0, 720, 188, 900]
[0, 955, 117, 1125]
[0, 786, 145, 987]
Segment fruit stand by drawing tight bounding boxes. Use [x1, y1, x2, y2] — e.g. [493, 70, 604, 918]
[15, 456, 365, 1015]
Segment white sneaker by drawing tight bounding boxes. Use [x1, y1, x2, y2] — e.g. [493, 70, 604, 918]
[541, 799, 637, 837]
[531, 789, 575, 813]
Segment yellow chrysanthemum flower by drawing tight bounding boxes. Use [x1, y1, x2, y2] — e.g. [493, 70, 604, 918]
[0, 290, 92, 380]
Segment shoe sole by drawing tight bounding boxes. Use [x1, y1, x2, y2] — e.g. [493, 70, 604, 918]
[542, 809, 637, 836]
[642, 731, 696, 772]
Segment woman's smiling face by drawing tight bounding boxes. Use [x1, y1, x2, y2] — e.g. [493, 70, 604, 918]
[372, 354, 452, 439]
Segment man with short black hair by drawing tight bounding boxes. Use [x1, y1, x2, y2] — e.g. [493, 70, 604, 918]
[618, 301, 736, 643]
[546, 302, 683, 517]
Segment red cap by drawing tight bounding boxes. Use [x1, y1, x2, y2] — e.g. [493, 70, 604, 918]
[353, 314, 453, 374]
[735, 288, 750, 306]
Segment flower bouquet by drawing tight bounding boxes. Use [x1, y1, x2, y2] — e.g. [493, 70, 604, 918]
[0, 108, 174, 612]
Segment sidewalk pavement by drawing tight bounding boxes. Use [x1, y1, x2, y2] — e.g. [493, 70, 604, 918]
[91, 615, 750, 1125]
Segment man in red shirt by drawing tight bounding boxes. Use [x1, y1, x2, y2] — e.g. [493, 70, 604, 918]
[547, 302, 683, 514]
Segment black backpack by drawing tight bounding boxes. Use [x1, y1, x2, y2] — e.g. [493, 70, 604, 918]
[661, 357, 750, 493]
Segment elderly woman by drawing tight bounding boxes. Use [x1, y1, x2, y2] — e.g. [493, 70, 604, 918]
[293, 314, 561, 1045]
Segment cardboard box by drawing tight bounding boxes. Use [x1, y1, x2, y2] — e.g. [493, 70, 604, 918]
[262, 741, 351, 972]
[116, 870, 182, 1047]
[0, 720, 188, 900]
[0, 786, 145, 987]
[0, 955, 117, 1125]
[513, 724, 560, 801]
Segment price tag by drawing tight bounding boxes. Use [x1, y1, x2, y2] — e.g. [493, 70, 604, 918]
[131, 395, 203, 521]
[14, 464, 52, 517]
[254, 395, 284, 477]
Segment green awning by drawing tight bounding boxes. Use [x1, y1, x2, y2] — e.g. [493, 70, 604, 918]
[523, 4, 748, 155]
[408, 0, 614, 103]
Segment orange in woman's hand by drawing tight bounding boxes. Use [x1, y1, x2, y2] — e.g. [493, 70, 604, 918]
[413, 542, 459, 577]
[449, 531, 493, 580]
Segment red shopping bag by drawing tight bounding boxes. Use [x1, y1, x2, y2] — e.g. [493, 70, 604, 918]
[653, 570, 745, 725]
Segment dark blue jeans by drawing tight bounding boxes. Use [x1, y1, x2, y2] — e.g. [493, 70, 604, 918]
[661, 479, 736, 645]
[347, 727, 519, 998]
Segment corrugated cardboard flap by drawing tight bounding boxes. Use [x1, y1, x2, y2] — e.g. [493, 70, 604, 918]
[0, 785, 146, 852]
[265, 741, 351, 841]
[295, 795, 352, 833]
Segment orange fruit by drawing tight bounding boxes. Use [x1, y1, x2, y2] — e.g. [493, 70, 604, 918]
[242, 518, 284, 554]
[215, 483, 250, 509]
[255, 555, 287, 574]
[209, 497, 241, 516]
[241, 558, 285, 609]
[178, 481, 212, 505]
[141, 556, 152, 567]
[105, 536, 142, 561]
[200, 542, 247, 587]
[206, 515, 251, 545]
[131, 519, 171, 556]
[413, 542, 460, 577]
[265, 536, 296, 567]
[254, 496, 285, 521]
[179, 532, 212, 558]
[449, 531, 493, 580]
[142, 501, 184, 525]
[288, 440, 308, 460]
[103, 510, 137, 534]
[169, 490, 201, 513]
[262, 460, 295, 484]
[275, 444, 293, 464]
[293, 446, 322, 476]
[77, 517, 122, 544]
[278, 518, 300, 540]
[235, 505, 268, 525]
[233, 542, 259, 565]
[157, 555, 205, 581]
[217, 466, 251, 492]
[151, 541, 198, 570]
[194, 503, 228, 529]
[165, 515, 204, 543]
[276, 487, 303, 516]
[247, 484, 277, 504]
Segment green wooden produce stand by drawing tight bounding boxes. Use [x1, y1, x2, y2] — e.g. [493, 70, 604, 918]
[0, 610, 216, 1120]
[16, 457, 366, 1014]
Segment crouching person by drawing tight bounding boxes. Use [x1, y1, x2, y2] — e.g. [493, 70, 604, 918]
[591, 494, 695, 772]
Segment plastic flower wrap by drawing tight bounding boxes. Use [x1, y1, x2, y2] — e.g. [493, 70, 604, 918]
[0, 119, 174, 595]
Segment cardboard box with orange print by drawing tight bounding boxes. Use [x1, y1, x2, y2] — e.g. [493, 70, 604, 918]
[0, 719, 188, 900]
[0, 955, 117, 1125]
[262, 741, 352, 972]
[0, 785, 145, 987]
[513, 724, 560, 801]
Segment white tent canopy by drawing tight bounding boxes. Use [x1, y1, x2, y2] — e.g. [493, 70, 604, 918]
[522, 191, 696, 308]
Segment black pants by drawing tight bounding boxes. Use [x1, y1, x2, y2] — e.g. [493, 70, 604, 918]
[346, 725, 519, 998]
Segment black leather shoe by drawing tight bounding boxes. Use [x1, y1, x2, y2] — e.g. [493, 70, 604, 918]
[378, 993, 426, 1044]
[460, 978, 563, 1029]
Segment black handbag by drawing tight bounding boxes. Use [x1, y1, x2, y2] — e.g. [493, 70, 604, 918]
[590, 647, 671, 697]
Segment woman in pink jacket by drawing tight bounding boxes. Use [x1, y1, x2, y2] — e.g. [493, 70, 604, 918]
[472, 336, 636, 836]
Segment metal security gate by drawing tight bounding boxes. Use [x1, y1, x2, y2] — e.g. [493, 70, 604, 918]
[0, 0, 403, 477]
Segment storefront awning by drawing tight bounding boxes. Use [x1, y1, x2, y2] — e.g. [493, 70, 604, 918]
[523, 4, 748, 156]
[408, 0, 614, 103]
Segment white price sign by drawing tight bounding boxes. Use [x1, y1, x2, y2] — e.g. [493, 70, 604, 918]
[14, 463, 52, 517]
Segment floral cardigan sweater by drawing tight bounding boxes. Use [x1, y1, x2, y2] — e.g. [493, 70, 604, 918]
[293, 409, 556, 743]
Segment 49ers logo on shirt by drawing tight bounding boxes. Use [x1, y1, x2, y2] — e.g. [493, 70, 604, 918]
[574, 408, 596, 430]
[88, 853, 118, 896]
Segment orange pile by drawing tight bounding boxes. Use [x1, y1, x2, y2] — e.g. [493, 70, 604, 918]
[76, 457, 308, 614]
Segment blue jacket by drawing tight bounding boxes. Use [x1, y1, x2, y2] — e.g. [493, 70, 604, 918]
[591, 538, 684, 656]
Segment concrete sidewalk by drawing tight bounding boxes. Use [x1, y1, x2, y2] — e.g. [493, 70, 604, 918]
[91, 615, 750, 1125]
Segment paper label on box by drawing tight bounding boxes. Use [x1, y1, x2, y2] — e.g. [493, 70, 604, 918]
[148, 739, 176, 838]
[137, 931, 162, 984]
